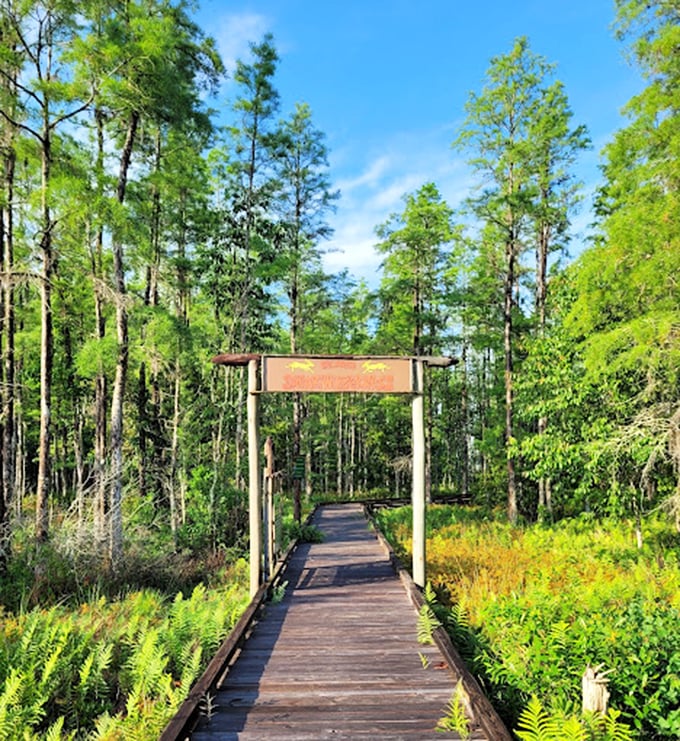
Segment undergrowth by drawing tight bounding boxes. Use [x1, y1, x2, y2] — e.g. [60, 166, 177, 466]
[376, 505, 680, 740]
[0, 560, 249, 739]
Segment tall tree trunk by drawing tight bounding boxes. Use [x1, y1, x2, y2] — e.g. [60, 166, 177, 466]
[139, 129, 163, 504]
[292, 392, 302, 522]
[36, 131, 53, 542]
[0, 0, 21, 563]
[109, 110, 139, 567]
[137, 361, 148, 498]
[426, 368, 433, 503]
[1, 133, 16, 551]
[14, 410, 24, 514]
[504, 235, 518, 524]
[169, 187, 189, 542]
[536, 216, 551, 514]
[74, 407, 85, 524]
[169, 361, 181, 543]
[289, 262, 304, 521]
[92, 109, 108, 544]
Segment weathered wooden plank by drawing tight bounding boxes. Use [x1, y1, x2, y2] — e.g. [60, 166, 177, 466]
[159, 510, 311, 741]
[211, 353, 261, 366]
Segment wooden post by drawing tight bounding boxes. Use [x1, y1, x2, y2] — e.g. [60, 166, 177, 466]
[264, 436, 275, 579]
[248, 359, 262, 597]
[582, 665, 611, 715]
[412, 359, 426, 588]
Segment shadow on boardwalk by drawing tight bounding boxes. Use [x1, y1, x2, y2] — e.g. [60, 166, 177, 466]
[191, 504, 501, 740]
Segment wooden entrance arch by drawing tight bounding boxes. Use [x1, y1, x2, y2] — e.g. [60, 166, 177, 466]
[211, 354, 456, 595]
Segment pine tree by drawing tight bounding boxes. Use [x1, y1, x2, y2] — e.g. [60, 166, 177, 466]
[454, 37, 586, 521]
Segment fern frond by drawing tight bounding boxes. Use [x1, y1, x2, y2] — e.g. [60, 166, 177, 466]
[0, 668, 25, 712]
[88, 710, 119, 740]
[417, 602, 441, 645]
[559, 716, 588, 741]
[39, 631, 69, 691]
[424, 582, 437, 605]
[436, 681, 471, 738]
[178, 645, 203, 695]
[548, 621, 570, 650]
[602, 708, 634, 741]
[43, 716, 76, 741]
[515, 696, 563, 741]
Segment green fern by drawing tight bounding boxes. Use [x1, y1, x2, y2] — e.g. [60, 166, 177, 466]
[516, 697, 600, 741]
[560, 717, 589, 741]
[417, 602, 441, 645]
[78, 642, 113, 705]
[601, 709, 634, 741]
[124, 627, 172, 717]
[516, 696, 565, 741]
[270, 580, 288, 604]
[42, 716, 76, 741]
[38, 630, 69, 692]
[423, 582, 438, 605]
[583, 708, 634, 741]
[436, 681, 471, 738]
[418, 582, 442, 645]
[548, 620, 570, 651]
[89, 710, 120, 740]
[178, 644, 203, 694]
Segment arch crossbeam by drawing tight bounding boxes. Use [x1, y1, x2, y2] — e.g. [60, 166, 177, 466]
[211, 354, 456, 595]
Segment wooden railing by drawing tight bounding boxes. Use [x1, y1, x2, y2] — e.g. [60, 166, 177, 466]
[365, 504, 512, 741]
[158, 515, 310, 741]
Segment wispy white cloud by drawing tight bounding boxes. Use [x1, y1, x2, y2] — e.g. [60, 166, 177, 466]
[334, 156, 392, 194]
[214, 12, 271, 74]
[323, 128, 473, 286]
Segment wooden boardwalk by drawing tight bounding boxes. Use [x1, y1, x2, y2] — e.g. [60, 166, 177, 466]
[191, 504, 505, 740]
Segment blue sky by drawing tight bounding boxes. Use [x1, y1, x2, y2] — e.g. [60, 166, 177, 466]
[193, 1, 642, 284]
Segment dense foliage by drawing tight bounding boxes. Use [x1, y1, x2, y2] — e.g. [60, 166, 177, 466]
[377, 504, 680, 739]
[0, 566, 249, 738]
[0, 0, 677, 560]
[0, 0, 678, 735]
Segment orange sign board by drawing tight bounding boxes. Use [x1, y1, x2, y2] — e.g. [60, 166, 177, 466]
[262, 356, 413, 394]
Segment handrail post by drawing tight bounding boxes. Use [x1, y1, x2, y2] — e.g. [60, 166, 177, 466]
[248, 358, 262, 597]
[412, 359, 426, 588]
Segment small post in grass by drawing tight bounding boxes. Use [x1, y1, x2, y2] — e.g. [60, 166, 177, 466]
[582, 665, 611, 716]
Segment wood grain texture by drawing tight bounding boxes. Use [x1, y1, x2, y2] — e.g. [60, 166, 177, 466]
[190, 504, 503, 739]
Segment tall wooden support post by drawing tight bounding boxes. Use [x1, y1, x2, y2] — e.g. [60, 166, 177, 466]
[263, 436, 276, 580]
[248, 359, 262, 597]
[412, 360, 426, 588]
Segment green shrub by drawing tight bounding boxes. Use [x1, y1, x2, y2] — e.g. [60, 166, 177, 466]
[377, 505, 680, 739]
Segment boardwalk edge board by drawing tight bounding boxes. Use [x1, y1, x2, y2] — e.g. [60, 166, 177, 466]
[365, 504, 513, 741]
[159, 508, 318, 741]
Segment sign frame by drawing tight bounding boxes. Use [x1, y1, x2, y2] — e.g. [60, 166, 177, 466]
[261, 355, 414, 394]
[211, 353, 456, 595]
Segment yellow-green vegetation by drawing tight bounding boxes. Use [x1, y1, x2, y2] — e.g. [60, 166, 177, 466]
[376, 505, 680, 740]
[0, 564, 249, 740]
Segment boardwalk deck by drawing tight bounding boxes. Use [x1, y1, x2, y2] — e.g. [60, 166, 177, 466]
[190, 504, 502, 740]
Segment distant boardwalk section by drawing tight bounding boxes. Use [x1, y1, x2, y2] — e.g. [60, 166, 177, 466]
[190, 504, 509, 740]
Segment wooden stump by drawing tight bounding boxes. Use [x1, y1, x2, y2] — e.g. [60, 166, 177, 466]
[582, 665, 611, 715]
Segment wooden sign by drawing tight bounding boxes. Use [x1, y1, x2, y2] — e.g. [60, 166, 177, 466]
[262, 356, 413, 394]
